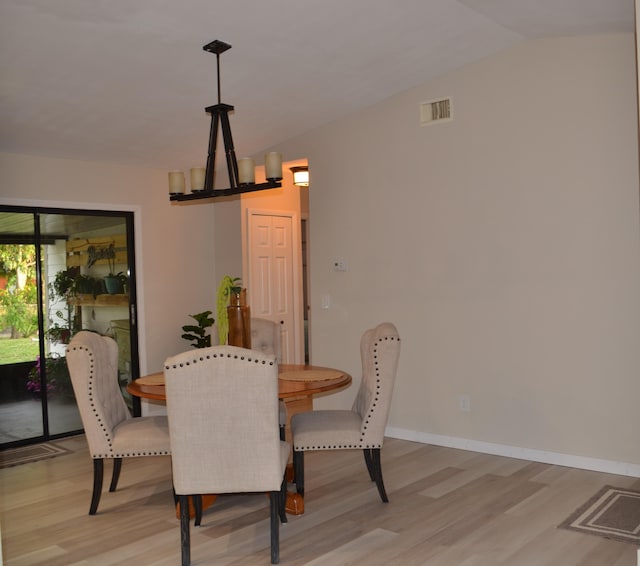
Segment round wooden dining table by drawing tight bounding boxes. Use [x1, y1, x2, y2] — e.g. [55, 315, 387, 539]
[126, 363, 351, 402]
[126, 363, 351, 516]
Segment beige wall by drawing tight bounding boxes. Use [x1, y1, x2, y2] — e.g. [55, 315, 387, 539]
[1, 33, 638, 470]
[0, 152, 217, 374]
[271, 34, 640, 468]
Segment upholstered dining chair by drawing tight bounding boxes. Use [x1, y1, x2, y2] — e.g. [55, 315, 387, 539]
[164, 345, 290, 565]
[251, 317, 288, 440]
[211, 318, 287, 438]
[251, 317, 282, 361]
[66, 331, 171, 515]
[291, 322, 400, 504]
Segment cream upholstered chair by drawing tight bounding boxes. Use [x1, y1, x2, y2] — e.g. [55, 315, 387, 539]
[164, 345, 290, 565]
[66, 331, 171, 515]
[251, 317, 282, 361]
[291, 322, 400, 504]
[251, 317, 288, 439]
[211, 318, 287, 437]
[212, 318, 281, 358]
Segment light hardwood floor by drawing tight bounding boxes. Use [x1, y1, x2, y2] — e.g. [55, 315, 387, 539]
[1, 435, 638, 565]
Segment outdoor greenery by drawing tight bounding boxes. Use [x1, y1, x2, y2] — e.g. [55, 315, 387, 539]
[0, 337, 39, 364]
[26, 354, 73, 397]
[0, 244, 38, 339]
[0, 285, 38, 338]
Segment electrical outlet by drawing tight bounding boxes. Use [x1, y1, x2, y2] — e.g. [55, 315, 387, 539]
[459, 395, 471, 412]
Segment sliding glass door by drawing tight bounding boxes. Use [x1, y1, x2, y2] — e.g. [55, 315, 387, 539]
[0, 206, 138, 448]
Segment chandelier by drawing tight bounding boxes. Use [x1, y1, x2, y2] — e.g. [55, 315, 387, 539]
[169, 40, 283, 201]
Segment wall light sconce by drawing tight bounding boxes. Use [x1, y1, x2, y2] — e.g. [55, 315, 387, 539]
[290, 166, 309, 187]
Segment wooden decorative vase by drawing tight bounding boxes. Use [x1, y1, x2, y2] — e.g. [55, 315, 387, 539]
[227, 288, 252, 348]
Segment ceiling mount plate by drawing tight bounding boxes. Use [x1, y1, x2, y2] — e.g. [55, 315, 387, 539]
[203, 40, 232, 55]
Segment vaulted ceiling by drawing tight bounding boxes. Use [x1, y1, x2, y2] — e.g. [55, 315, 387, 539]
[0, 0, 633, 174]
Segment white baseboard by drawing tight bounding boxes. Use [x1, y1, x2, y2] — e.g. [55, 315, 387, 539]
[385, 426, 640, 478]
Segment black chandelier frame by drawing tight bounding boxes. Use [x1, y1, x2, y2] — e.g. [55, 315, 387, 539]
[170, 40, 282, 202]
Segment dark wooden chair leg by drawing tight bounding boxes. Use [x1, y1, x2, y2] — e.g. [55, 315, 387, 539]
[193, 495, 202, 527]
[369, 448, 388, 503]
[269, 491, 280, 564]
[89, 458, 104, 515]
[293, 450, 304, 496]
[179, 495, 191, 566]
[279, 477, 288, 524]
[363, 449, 376, 481]
[109, 458, 122, 492]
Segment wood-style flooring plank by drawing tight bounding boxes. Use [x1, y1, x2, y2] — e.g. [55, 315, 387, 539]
[1, 436, 637, 565]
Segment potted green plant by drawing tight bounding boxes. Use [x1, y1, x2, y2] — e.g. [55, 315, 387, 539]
[46, 268, 81, 344]
[216, 275, 251, 347]
[216, 275, 243, 345]
[75, 274, 103, 297]
[103, 244, 127, 294]
[181, 310, 214, 348]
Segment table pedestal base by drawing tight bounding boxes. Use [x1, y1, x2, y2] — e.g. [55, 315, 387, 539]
[286, 492, 304, 515]
[176, 492, 303, 519]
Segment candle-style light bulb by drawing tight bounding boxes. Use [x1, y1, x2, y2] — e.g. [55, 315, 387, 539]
[168, 171, 185, 194]
[265, 152, 283, 181]
[238, 158, 255, 185]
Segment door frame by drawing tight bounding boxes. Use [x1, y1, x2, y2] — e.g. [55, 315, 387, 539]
[0, 202, 143, 447]
[0, 197, 148, 374]
[244, 207, 304, 364]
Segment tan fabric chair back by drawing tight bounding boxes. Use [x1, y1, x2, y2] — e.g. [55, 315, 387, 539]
[251, 318, 282, 362]
[164, 345, 284, 495]
[351, 322, 401, 447]
[66, 331, 131, 457]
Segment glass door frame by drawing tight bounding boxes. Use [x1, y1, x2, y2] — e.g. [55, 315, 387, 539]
[0, 204, 140, 448]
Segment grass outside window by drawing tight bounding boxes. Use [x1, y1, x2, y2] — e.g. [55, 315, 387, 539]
[0, 337, 40, 364]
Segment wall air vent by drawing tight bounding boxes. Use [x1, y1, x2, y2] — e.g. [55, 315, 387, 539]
[420, 97, 452, 126]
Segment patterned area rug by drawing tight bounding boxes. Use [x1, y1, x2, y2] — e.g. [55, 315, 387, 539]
[0, 442, 71, 468]
[558, 486, 640, 545]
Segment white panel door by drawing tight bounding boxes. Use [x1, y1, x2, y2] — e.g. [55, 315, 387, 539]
[248, 212, 300, 363]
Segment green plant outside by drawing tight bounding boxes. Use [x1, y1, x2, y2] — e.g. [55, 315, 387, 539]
[0, 337, 40, 364]
[26, 354, 73, 397]
[0, 289, 38, 338]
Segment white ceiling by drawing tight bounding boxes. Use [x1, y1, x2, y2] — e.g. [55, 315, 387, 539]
[0, 0, 633, 173]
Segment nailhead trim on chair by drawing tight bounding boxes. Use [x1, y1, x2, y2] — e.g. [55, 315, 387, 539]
[294, 333, 400, 451]
[69, 344, 171, 459]
[165, 352, 275, 370]
[294, 443, 382, 450]
[71, 345, 115, 454]
[360, 335, 398, 443]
